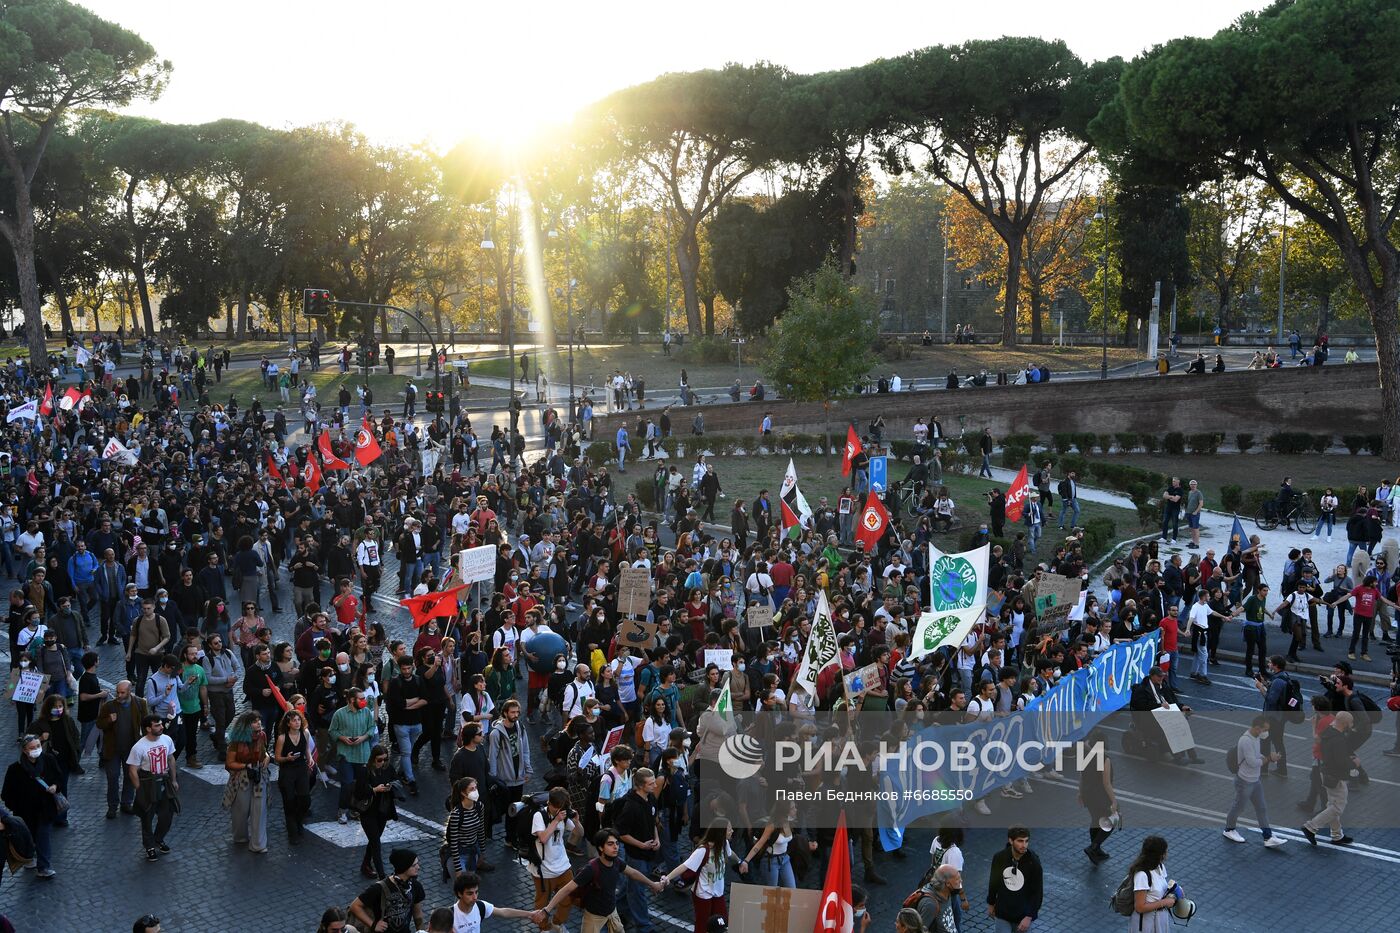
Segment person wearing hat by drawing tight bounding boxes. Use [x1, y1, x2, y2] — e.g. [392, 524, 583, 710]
[1129, 666, 1201, 763]
[348, 848, 425, 933]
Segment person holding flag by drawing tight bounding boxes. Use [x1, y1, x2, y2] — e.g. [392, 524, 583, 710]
[778, 459, 813, 539]
[318, 428, 350, 470]
[854, 490, 890, 554]
[355, 418, 383, 466]
[841, 424, 863, 478]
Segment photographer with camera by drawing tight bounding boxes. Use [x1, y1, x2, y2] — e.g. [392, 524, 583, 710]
[527, 787, 581, 932]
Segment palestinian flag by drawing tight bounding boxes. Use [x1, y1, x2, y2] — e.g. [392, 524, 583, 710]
[778, 458, 812, 537]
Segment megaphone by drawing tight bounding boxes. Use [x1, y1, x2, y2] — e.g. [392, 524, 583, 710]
[1170, 883, 1196, 922]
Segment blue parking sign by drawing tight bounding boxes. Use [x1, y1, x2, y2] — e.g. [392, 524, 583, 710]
[869, 456, 888, 493]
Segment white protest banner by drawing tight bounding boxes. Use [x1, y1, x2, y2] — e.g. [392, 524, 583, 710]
[421, 448, 440, 478]
[102, 437, 138, 466]
[457, 545, 496, 585]
[704, 648, 733, 671]
[793, 590, 839, 697]
[5, 401, 37, 423]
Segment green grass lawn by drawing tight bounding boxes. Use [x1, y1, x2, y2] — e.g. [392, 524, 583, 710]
[630, 452, 1137, 552]
[469, 342, 1144, 392]
[168, 367, 508, 411]
[1115, 452, 1397, 508]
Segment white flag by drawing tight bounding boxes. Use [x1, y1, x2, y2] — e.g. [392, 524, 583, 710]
[75, 347, 90, 367]
[102, 437, 138, 466]
[421, 447, 440, 478]
[778, 458, 813, 534]
[793, 589, 840, 698]
[912, 542, 990, 659]
[5, 400, 37, 423]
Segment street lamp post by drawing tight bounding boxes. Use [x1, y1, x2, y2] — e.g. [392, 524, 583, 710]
[1096, 202, 1109, 379]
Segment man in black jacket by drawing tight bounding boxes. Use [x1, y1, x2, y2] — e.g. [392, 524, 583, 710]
[1129, 667, 1202, 763]
[1301, 710, 1356, 846]
[986, 827, 1042, 931]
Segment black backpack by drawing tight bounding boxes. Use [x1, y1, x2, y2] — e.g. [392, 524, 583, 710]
[1110, 873, 1137, 916]
[545, 729, 573, 766]
[506, 791, 551, 866]
[1280, 674, 1306, 724]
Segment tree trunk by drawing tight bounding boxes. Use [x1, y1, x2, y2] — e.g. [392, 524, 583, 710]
[823, 402, 832, 467]
[432, 297, 444, 345]
[703, 295, 716, 336]
[226, 301, 234, 336]
[11, 212, 48, 369]
[124, 181, 157, 336]
[49, 270, 74, 337]
[1029, 289, 1044, 344]
[1372, 299, 1400, 460]
[1001, 236, 1023, 346]
[675, 228, 703, 334]
[1317, 293, 1332, 335]
[236, 290, 250, 338]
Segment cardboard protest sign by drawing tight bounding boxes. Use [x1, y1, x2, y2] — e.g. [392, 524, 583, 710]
[843, 662, 881, 697]
[616, 617, 658, 650]
[618, 565, 652, 616]
[746, 604, 775, 631]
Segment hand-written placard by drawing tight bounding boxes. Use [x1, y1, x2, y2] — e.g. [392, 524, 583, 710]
[704, 648, 733, 671]
[746, 605, 774, 631]
[618, 565, 652, 617]
[843, 662, 881, 697]
[457, 545, 496, 586]
[601, 724, 625, 754]
[1029, 573, 1081, 637]
[616, 618, 658, 650]
[10, 670, 48, 705]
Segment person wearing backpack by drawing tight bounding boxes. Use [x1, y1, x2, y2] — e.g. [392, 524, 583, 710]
[540, 829, 664, 933]
[450, 870, 547, 931]
[1255, 656, 1299, 776]
[347, 848, 426, 933]
[1223, 716, 1287, 848]
[528, 788, 582, 932]
[1114, 835, 1176, 932]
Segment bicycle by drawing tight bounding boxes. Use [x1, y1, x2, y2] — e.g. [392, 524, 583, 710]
[1254, 492, 1317, 534]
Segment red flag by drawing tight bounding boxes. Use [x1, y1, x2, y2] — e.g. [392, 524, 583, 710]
[1003, 464, 1030, 523]
[401, 584, 468, 628]
[60, 387, 82, 411]
[355, 419, 382, 466]
[39, 383, 53, 416]
[318, 429, 350, 470]
[265, 454, 288, 489]
[355, 604, 368, 635]
[854, 491, 889, 553]
[26, 471, 39, 496]
[266, 674, 289, 713]
[301, 454, 323, 494]
[813, 813, 853, 933]
[841, 424, 862, 478]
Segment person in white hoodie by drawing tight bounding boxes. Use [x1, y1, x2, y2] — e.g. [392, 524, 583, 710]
[1222, 715, 1287, 847]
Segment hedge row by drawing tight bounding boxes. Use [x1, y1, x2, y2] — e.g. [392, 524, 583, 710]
[957, 515, 1118, 564]
[1001, 431, 1383, 456]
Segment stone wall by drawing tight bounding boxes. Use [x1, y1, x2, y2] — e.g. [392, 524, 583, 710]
[591, 363, 1379, 440]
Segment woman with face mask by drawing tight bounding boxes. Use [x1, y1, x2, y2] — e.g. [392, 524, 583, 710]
[444, 776, 486, 878]
[1, 734, 63, 878]
[36, 695, 79, 826]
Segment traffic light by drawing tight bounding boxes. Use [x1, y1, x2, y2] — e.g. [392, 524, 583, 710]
[303, 288, 333, 317]
[426, 390, 445, 413]
[355, 346, 369, 369]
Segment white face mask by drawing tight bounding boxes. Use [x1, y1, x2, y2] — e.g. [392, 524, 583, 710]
[737, 663, 746, 672]
[26, 748, 41, 760]
[556, 660, 567, 670]
[338, 663, 350, 673]
[467, 790, 480, 802]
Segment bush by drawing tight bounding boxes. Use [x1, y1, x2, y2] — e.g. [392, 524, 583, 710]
[584, 442, 612, 467]
[1001, 446, 1031, 469]
[1266, 432, 1316, 455]
[962, 434, 981, 457]
[739, 436, 759, 455]
[1059, 453, 1089, 476]
[1310, 434, 1332, 454]
[1235, 433, 1255, 453]
[1187, 433, 1221, 455]
[634, 479, 656, 509]
[1113, 432, 1139, 453]
[890, 440, 918, 461]
[1080, 517, 1118, 561]
[778, 432, 801, 454]
[659, 437, 679, 459]
[1163, 432, 1186, 455]
[1052, 433, 1075, 455]
[1342, 434, 1367, 456]
[1366, 434, 1384, 456]
[1141, 434, 1160, 454]
[872, 335, 913, 361]
[1003, 433, 1038, 451]
[1073, 433, 1098, 454]
[1220, 484, 1244, 513]
[1097, 434, 1116, 455]
[675, 335, 734, 365]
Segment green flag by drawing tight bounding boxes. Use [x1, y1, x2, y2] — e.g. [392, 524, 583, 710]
[716, 675, 733, 719]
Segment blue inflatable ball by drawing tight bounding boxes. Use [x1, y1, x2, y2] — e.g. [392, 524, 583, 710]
[525, 632, 568, 674]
